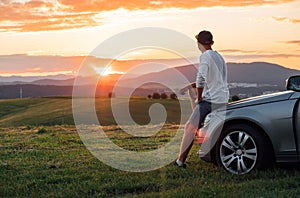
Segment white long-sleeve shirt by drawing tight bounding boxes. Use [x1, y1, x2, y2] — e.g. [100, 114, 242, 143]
[196, 50, 229, 104]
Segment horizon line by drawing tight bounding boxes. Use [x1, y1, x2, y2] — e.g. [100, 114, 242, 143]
[0, 61, 299, 78]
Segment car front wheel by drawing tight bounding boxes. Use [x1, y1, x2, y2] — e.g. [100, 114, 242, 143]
[215, 124, 274, 174]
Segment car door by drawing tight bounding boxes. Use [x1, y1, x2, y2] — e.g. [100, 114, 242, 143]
[292, 92, 300, 156]
[297, 96, 300, 156]
[287, 77, 300, 157]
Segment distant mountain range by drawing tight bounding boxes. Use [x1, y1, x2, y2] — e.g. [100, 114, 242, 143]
[0, 62, 299, 99]
[0, 74, 73, 83]
[115, 62, 300, 97]
[227, 62, 299, 85]
[117, 62, 299, 89]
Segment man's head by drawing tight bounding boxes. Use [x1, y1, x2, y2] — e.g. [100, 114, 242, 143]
[195, 30, 214, 52]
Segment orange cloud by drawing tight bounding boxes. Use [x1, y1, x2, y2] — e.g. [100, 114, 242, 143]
[281, 40, 300, 46]
[26, 67, 41, 72]
[219, 49, 258, 53]
[0, 1, 99, 31]
[0, 54, 85, 74]
[272, 16, 300, 23]
[0, 0, 297, 32]
[58, 0, 296, 11]
[220, 48, 300, 62]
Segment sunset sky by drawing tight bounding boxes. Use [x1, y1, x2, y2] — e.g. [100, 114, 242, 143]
[0, 0, 299, 76]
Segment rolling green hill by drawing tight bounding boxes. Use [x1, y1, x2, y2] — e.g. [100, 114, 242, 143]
[0, 97, 73, 126]
[0, 97, 191, 127]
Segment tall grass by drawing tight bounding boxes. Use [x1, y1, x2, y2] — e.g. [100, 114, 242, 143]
[0, 125, 299, 197]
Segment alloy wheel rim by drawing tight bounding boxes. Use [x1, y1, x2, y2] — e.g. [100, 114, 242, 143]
[220, 131, 257, 174]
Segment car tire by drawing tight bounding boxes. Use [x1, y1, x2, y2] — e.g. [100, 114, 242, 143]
[215, 124, 274, 174]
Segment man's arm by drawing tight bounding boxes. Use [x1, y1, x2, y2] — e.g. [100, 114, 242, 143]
[196, 55, 208, 103]
[179, 82, 196, 95]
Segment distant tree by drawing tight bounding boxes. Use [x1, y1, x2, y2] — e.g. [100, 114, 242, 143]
[160, 93, 168, 99]
[231, 95, 240, 102]
[152, 92, 161, 99]
[147, 94, 152, 99]
[170, 93, 177, 100]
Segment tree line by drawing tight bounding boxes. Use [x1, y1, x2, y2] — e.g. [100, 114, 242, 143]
[147, 92, 177, 100]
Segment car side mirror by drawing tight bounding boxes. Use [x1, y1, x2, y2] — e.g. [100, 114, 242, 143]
[286, 75, 300, 92]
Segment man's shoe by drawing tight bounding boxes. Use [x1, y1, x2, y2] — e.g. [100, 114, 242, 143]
[173, 161, 187, 168]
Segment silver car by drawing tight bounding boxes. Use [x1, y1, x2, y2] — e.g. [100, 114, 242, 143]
[198, 76, 300, 174]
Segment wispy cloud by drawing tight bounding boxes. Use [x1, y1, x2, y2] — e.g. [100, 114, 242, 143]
[224, 53, 300, 60]
[0, 0, 297, 32]
[219, 49, 258, 54]
[272, 16, 300, 24]
[56, 0, 296, 11]
[220, 48, 300, 61]
[0, 54, 84, 75]
[280, 40, 300, 46]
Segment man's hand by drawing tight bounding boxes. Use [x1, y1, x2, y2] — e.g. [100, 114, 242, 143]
[179, 86, 189, 95]
[196, 97, 203, 104]
[197, 87, 204, 103]
[179, 82, 196, 95]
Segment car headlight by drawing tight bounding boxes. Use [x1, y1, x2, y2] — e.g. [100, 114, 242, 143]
[203, 112, 214, 127]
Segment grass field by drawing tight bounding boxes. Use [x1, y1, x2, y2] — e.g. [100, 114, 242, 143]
[0, 97, 300, 197]
[0, 97, 191, 127]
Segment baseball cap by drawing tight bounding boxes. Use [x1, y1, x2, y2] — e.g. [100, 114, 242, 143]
[196, 30, 213, 45]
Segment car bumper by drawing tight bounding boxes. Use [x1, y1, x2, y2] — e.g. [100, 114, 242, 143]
[197, 128, 214, 162]
[197, 111, 226, 162]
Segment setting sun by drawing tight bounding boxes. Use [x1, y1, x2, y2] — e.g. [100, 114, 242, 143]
[93, 66, 112, 76]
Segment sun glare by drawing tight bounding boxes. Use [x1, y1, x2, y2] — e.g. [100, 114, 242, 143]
[102, 67, 111, 76]
[93, 66, 112, 76]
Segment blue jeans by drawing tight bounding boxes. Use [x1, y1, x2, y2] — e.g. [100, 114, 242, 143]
[188, 100, 212, 129]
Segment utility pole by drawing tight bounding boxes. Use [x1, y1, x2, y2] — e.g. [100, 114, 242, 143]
[20, 87, 23, 98]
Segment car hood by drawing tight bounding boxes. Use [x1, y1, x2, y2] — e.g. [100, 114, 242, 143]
[227, 91, 295, 110]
